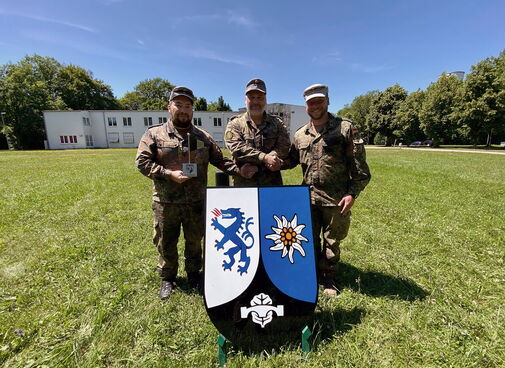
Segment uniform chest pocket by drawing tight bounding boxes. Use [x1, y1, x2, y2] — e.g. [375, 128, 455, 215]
[195, 147, 209, 163]
[322, 135, 345, 163]
[262, 136, 277, 151]
[156, 141, 180, 162]
[322, 135, 343, 151]
[298, 143, 311, 163]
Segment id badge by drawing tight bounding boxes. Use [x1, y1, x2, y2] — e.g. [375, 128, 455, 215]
[183, 163, 197, 177]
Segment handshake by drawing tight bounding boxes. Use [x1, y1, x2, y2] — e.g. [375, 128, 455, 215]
[239, 152, 283, 179]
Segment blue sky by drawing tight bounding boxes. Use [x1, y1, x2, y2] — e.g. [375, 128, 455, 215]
[1, 0, 504, 111]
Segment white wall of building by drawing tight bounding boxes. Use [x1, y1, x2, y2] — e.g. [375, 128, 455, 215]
[43, 104, 308, 150]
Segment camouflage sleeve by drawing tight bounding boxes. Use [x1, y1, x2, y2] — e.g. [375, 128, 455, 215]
[345, 125, 371, 198]
[224, 119, 266, 164]
[135, 130, 171, 180]
[271, 119, 291, 160]
[281, 142, 300, 170]
[208, 136, 239, 176]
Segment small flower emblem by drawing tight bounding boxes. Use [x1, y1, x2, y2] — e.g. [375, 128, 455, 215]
[265, 214, 308, 263]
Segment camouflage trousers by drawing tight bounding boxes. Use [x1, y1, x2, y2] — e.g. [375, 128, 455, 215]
[311, 204, 351, 275]
[152, 201, 204, 280]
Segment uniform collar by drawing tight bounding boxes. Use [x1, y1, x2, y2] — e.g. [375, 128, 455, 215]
[165, 119, 195, 139]
[246, 111, 269, 131]
[305, 113, 337, 136]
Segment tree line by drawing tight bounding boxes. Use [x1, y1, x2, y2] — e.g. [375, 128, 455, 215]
[337, 50, 505, 146]
[0, 55, 231, 149]
[2, 51, 504, 149]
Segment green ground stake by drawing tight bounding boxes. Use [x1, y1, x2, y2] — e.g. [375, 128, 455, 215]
[217, 334, 227, 366]
[302, 326, 312, 352]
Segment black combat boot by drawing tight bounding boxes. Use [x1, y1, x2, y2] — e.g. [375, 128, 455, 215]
[321, 273, 338, 296]
[187, 272, 202, 292]
[160, 279, 175, 300]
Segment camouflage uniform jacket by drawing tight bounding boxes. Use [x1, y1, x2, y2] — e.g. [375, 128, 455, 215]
[285, 114, 371, 206]
[136, 120, 239, 204]
[224, 112, 290, 186]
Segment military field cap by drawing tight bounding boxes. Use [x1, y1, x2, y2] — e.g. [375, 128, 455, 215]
[245, 78, 267, 94]
[303, 84, 329, 102]
[169, 86, 195, 102]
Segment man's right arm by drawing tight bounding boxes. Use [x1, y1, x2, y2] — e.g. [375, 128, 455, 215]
[135, 130, 172, 180]
[281, 142, 300, 170]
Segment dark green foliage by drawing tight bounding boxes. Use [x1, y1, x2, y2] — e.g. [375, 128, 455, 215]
[0, 55, 119, 149]
[208, 96, 232, 111]
[459, 51, 505, 145]
[119, 78, 175, 111]
[419, 74, 464, 144]
[194, 97, 208, 111]
[366, 84, 408, 145]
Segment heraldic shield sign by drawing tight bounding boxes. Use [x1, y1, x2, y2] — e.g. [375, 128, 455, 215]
[204, 186, 317, 347]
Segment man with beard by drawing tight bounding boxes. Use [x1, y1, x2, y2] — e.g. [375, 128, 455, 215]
[224, 78, 291, 186]
[284, 84, 371, 295]
[136, 86, 241, 300]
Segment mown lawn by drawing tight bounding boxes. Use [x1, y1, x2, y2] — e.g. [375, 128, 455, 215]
[0, 148, 503, 367]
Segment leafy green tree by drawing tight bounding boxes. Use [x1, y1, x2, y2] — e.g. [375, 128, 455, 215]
[459, 50, 505, 146]
[0, 56, 65, 149]
[55, 65, 119, 110]
[208, 96, 232, 111]
[194, 97, 208, 111]
[394, 90, 427, 144]
[337, 90, 378, 143]
[120, 78, 174, 110]
[118, 91, 143, 110]
[419, 74, 464, 144]
[366, 84, 408, 145]
[0, 55, 120, 149]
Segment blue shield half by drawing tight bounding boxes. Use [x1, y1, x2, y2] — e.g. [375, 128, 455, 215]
[204, 186, 317, 348]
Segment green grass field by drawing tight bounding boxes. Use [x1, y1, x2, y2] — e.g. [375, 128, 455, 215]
[1, 148, 504, 367]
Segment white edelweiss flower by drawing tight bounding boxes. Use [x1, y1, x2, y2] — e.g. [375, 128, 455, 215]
[265, 214, 308, 264]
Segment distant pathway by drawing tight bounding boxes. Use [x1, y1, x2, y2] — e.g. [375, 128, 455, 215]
[367, 146, 505, 155]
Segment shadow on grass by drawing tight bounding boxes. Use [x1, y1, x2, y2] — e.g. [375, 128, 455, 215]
[223, 307, 365, 356]
[336, 262, 428, 301]
[312, 307, 365, 346]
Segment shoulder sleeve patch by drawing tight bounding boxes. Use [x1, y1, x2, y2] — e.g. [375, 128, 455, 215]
[225, 131, 233, 140]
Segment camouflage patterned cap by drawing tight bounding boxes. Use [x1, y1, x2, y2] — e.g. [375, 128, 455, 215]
[169, 86, 195, 102]
[245, 78, 266, 94]
[303, 84, 329, 102]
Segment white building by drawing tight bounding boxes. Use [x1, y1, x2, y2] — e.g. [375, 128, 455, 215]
[43, 103, 309, 150]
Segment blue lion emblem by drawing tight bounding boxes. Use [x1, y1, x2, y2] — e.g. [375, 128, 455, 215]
[211, 208, 254, 275]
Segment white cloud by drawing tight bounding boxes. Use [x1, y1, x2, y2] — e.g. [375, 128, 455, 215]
[137, 39, 145, 46]
[0, 9, 96, 33]
[183, 48, 256, 68]
[312, 51, 343, 65]
[174, 11, 258, 29]
[351, 63, 392, 73]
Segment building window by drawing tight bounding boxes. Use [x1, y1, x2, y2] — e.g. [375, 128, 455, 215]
[85, 135, 94, 147]
[123, 117, 132, 126]
[59, 135, 77, 144]
[82, 117, 90, 126]
[108, 117, 117, 126]
[193, 117, 202, 126]
[144, 117, 153, 126]
[158, 117, 167, 124]
[123, 132, 134, 144]
[108, 132, 119, 143]
[213, 117, 222, 127]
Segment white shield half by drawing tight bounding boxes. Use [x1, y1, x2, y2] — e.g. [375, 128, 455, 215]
[204, 187, 260, 308]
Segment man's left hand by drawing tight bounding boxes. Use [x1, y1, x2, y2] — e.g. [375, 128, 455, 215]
[338, 195, 354, 215]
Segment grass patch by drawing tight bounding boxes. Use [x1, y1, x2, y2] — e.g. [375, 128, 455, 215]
[0, 148, 504, 367]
